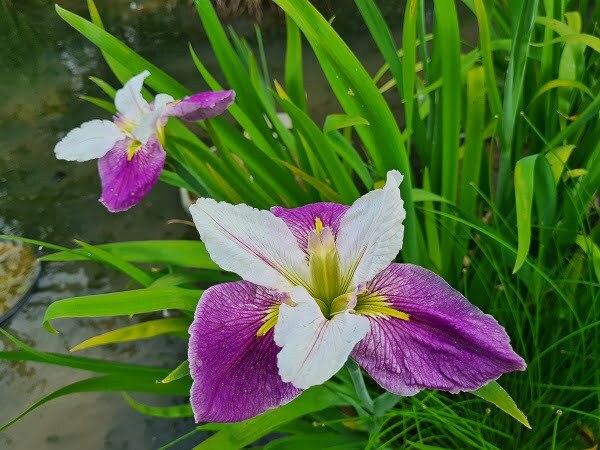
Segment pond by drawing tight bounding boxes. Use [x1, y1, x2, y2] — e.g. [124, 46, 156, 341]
[0, 1, 430, 448]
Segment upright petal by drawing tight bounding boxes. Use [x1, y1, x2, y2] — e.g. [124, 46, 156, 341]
[164, 90, 235, 122]
[352, 264, 526, 396]
[190, 199, 309, 291]
[114, 70, 151, 122]
[189, 281, 301, 422]
[272, 203, 349, 252]
[54, 120, 124, 162]
[336, 170, 405, 287]
[97, 135, 165, 212]
[132, 94, 175, 144]
[274, 286, 370, 390]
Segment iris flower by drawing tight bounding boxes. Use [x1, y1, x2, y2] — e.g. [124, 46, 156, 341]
[188, 170, 526, 422]
[54, 71, 235, 212]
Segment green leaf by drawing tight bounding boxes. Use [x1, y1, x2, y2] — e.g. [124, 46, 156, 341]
[575, 235, 600, 283]
[277, 96, 360, 203]
[432, 0, 462, 276]
[285, 14, 307, 112]
[71, 318, 191, 352]
[73, 239, 155, 287]
[275, 159, 342, 203]
[123, 393, 193, 418]
[56, 5, 189, 98]
[272, 0, 422, 264]
[472, 381, 531, 429]
[40, 240, 220, 270]
[193, 386, 346, 449]
[1, 374, 190, 432]
[513, 155, 538, 273]
[545, 145, 575, 185]
[530, 79, 594, 104]
[43, 287, 201, 333]
[412, 188, 451, 204]
[327, 131, 373, 189]
[159, 170, 198, 194]
[323, 114, 369, 134]
[497, 0, 540, 209]
[265, 433, 367, 450]
[460, 66, 486, 216]
[0, 350, 167, 377]
[79, 95, 115, 113]
[0, 329, 168, 377]
[473, 0, 502, 121]
[161, 360, 191, 384]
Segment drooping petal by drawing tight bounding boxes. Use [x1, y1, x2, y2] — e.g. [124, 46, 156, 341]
[54, 120, 124, 162]
[272, 202, 349, 252]
[189, 199, 309, 291]
[97, 135, 165, 212]
[352, 264, 526, 396]
[336, 170, 405, 287]
[189, 281, 301, 422]
[274, 286, 370, 390]
[114, 70, 151, 122]
[131, 93, 175, 144]
[164, 90, 235, 122]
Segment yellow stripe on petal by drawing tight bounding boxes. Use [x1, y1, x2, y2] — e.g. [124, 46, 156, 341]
[314, 217, 324, 236]
[256, 304, 280, 337]
[355, 293, 409, 321]
[127, 140, 143, 161]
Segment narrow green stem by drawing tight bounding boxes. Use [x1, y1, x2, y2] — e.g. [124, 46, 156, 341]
[345, 359, 374, 413]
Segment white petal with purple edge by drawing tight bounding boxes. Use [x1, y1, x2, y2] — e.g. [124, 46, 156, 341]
[114, 70, 151, 122]
[336, 170, 406, 287]
[274, 286, 370, 390]
[190, 199, 310, 291]
[54, 119, 124, 162]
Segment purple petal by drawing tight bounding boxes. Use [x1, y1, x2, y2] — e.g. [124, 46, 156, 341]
[97, 135, 165, 213]
[189, 281, 302, 422]
[352, 264, 526, 395]
[164, 90, 235, 122]
[271, 203, 349, 252]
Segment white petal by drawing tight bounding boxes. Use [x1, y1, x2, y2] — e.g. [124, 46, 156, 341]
[336, 170, 406, 286]
[190, 198, 309, 291]
[54, 120, 124, 162]
[131, 93, 175, 143]
[115, 70, 151, 121]
[274, 286, 370, 390]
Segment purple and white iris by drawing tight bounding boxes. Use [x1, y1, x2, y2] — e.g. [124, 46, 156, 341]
[54, 71, 235, 212]
[188, 170, 526, 423]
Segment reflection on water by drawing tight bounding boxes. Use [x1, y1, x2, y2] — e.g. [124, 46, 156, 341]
[0, 0, 410, 448]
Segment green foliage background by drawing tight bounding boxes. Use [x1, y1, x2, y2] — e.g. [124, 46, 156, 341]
[2, 0, 599, 448]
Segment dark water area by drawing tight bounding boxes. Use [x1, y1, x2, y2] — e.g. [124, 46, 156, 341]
[0, 1, 474, 448]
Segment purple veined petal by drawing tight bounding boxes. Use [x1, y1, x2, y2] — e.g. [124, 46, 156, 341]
[97, 135, 165, 213]
[164, 90, 235, 122]
[352, 264, 526, 396]
[189, 281, 302, 422]
[271, 203, 349, 252]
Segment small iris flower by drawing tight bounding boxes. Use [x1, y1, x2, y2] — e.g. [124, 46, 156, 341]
[54, 71, 235, 212]
[188, 170, 526, 422]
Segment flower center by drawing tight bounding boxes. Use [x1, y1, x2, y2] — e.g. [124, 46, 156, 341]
[306, 218, 360, 318]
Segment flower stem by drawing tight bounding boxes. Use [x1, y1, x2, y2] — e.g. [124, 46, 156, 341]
[345, 359, 374, 413]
